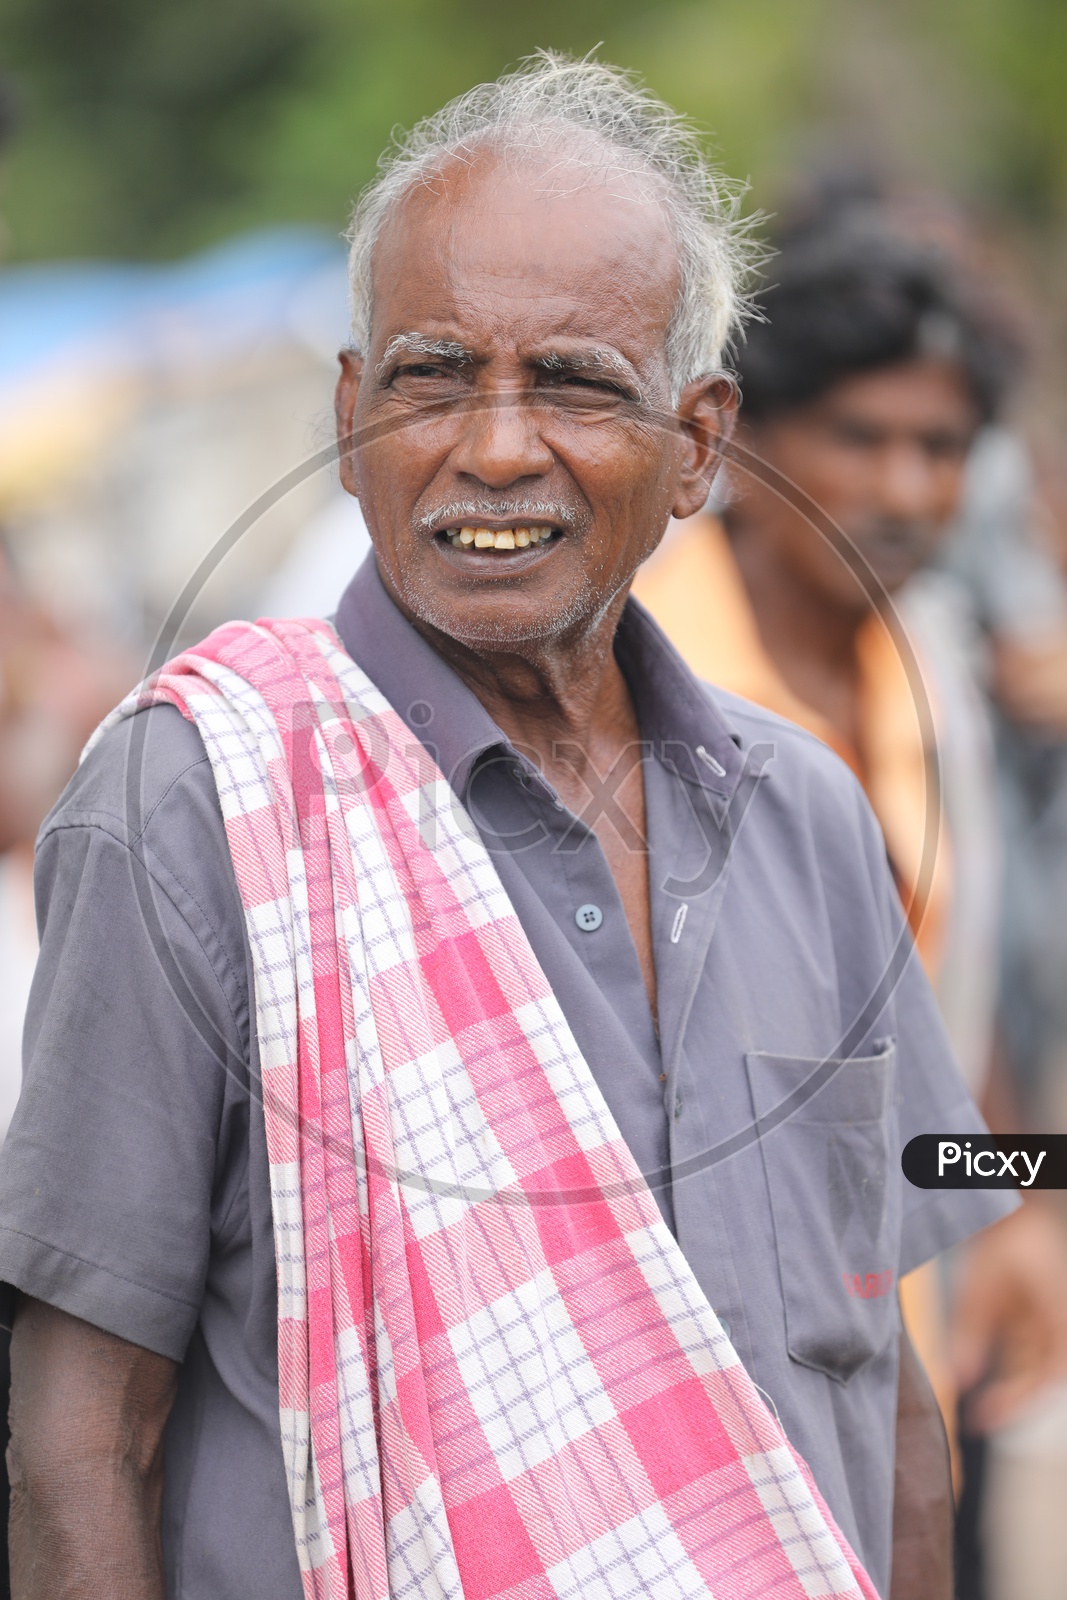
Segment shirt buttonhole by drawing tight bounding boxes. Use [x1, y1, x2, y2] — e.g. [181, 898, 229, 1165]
[696, 744, 727, 778]
[669, 903, 688, 944]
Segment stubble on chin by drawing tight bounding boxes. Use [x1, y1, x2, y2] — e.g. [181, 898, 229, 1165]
[409, 577, 601, 653]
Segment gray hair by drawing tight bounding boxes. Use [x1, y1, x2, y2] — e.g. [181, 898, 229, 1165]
[345, 52, 760, 400]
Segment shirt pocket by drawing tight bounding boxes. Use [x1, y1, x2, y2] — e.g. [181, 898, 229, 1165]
[744, 1043, 901, 1384]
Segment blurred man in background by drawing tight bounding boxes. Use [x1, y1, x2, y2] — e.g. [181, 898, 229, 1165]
[635, 207, 1067, 1600]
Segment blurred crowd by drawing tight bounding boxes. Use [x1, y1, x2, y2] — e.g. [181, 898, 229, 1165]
[2, 89, 1067, 1600]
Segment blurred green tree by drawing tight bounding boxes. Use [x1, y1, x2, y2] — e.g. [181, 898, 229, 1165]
[0, 0, 1064, 262]
[0, 0, 323, 255]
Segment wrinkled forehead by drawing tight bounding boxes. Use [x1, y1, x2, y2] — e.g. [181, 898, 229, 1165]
[368, 140, 681, 358]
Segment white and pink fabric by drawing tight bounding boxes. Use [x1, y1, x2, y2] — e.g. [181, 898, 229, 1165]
[99, 616, 878, 1600]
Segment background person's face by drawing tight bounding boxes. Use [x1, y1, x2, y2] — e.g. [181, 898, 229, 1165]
[735, 357, 980, 613]
[336, 149, 732, 652]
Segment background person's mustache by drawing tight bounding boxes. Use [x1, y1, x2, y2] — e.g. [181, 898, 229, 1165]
[852, 518, 939, 548]
[833, 519, 941, 564]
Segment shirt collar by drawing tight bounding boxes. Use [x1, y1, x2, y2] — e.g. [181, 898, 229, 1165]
[333, 555, 745, 802]
[334, 558, 526, 799]
[614, 597, 745, 796]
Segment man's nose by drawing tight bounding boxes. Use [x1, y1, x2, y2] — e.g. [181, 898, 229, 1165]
[876, 442, 938, 520]
[448, 392, 554, 487]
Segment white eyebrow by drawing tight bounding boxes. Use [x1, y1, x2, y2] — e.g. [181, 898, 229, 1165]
[375, 332, 474, 377]
[533, 346, 642, 397]
[535, 347, 630, 375]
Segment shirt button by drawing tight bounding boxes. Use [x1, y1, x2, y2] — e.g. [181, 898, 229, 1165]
[718, 1316, 732, 1341]
[673, 1094, 683, 1119]
[575, 903, 603, 932]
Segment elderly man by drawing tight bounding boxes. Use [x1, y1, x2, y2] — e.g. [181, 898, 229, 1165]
[1, 57, 1008, 1600]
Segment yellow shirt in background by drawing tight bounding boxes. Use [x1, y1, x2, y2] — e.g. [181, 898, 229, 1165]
[634, 513, 951, 979]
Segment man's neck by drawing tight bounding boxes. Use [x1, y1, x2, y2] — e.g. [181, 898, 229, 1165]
[385, 574, 660, 1016]
[729, 520, 868, 754]
[396, 589, 643, 814]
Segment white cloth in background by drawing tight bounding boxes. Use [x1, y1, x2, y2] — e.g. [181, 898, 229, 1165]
[257, 491, 371, 620]
[899, 572, 1002, 1098]
[943, 426, 1067, 639]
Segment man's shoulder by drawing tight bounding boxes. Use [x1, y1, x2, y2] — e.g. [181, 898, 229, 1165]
[36, 702, 244, 957]
[704, 681, 870, 809]
[699, 680, 894, 920]
[41, 701, 217, 854]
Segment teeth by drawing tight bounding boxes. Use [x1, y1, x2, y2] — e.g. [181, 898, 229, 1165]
[444, 525, 555, 550]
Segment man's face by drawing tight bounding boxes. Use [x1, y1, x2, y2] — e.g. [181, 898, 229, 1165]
[336, 149, 733, 650]
[735, 358, 980, 611]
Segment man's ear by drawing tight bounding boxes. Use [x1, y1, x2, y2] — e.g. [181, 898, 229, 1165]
[335, 348, 365, 498]
[671, 373, 738, 520]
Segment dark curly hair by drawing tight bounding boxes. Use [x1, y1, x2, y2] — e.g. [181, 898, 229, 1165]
[736, 210, 1022, 424]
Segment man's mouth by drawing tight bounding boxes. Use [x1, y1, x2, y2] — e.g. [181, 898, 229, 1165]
[435, 523, 560, 552]
[854, 525, 934, 589]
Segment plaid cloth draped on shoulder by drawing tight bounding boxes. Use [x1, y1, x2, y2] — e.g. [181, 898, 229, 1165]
[94, 616, 879, 1600]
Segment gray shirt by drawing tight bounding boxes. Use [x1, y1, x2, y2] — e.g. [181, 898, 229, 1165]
[0, 558, 1010, 1599]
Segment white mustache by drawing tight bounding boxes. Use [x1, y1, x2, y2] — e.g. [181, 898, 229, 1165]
[415, 500, 585, 534]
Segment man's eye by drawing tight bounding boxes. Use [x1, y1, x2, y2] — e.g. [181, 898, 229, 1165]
[385, 362, 471, 394]
[832, 423, 881, 449]
[923, 434, 969, 461]
[545, 372, 627, 399]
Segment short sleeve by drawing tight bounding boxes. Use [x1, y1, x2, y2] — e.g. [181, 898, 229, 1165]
[0, 707, 252, 1360]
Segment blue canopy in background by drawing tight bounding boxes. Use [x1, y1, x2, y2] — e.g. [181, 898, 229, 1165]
[0, 227, 349, 390]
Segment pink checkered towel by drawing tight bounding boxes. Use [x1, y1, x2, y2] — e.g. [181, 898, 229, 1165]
[99, 616, 879, 1600]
